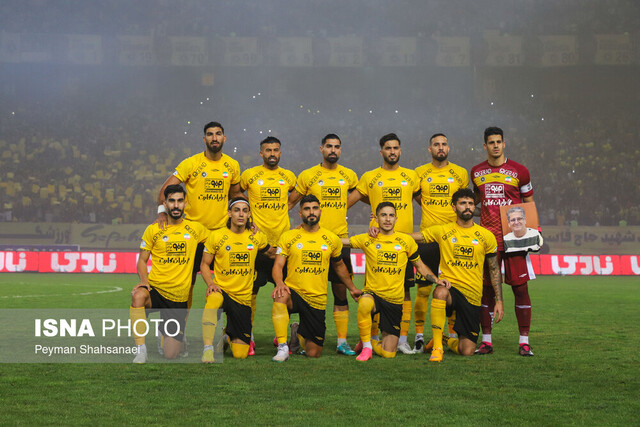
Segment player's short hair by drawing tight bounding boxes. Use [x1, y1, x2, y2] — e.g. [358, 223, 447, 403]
[227, 196, 253, 230]
[451, 188, 475, 205]
[507, 206, 526, 221]
[164, 184, 186, 199]
[260, 136, 281, 147]
[379, 133, 400, 148]
[299, 194, 320, 208]
[429, 133, 447, 144]
[375, 201, 396, 215]
[204, 121, 224, 134]
[484, 126, 503, 143]
[322, 134, 341, 145]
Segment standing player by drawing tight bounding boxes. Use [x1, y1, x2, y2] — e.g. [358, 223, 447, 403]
[271, 195, 362, 362]
[411, 188, 504, 362]
[470, 126, 535, 356]
[130, 185, 209, 363]
[347, 133, 420, 354]
[239, 136, 297, 355]
[412, 133, 469, 353]
[344, 202, 445, 362]
[155, 121, 242, 294]
[200, 197, 274, 362]
[288, 134, 359, 356]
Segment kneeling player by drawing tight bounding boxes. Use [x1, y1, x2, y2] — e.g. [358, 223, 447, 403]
[271, 195, 362, 362]
[200, 197, 274, 362]
[411, 188, 504, 362]
[130, 185, 209, 363]
[345, 202, 446, 362]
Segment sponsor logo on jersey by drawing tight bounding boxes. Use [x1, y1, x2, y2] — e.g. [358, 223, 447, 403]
[453, 244, 474, 260]
[205, 178, 224, 193]
[230, 251, 250, 266]
[377, 251, 398, 265]
[322, 186, 340, 200]
[429, 183, 449, 198]
[260, 187, 281, 200]
[166, 241, 187, 256]
[485, 183, 505, 199]
[302, 250, 322, 265]
[382, 187, 401, 199]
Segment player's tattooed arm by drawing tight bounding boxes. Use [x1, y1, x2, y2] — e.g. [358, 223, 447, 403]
[487, 255, 504, 323]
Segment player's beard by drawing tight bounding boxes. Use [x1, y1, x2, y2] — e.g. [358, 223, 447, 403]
[169, 208, 184, 220]
[457, 209, 473, 221]
[265, 156, 279, 167]
[207, 141, 223, 154]
[384, 154, 399, 166]
[302, 213, 320, 226]
[433, 152, 448, 162]
[325, 154, 339, 164]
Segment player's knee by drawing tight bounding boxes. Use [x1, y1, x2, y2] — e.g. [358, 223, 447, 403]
[230, 342, 249, 359]
[305, 346, 322, 358]
[358, 295, 374, 314]
[205, 292, 224, 309]
[460, 346, 475, 357]
[432, 286, 449, 300]
[131, 288, 149, 307]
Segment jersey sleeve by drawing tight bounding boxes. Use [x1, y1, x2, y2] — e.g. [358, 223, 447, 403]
[140, 225, 155, 251]
[349, 234, 365, 250]
[230, 158, 241, 185]
[173, 157, 192, 182]
[275, 233, 290, 257]
[330, 232, 343, 258]
[421, 225, 441, 244]
[286, 170, 297, 191]
[295, 170, 310, 195]
[257, 231, 269, 250]
[203, 229, 218, 254]
[518, 165, 533, 197]
[484, 229, 498, 255]
[239, 169, 250, 191]
[406, 235, 419, 260]
[197, 223, 210, 243]
[347, 169, 359, 191]
[410, 170, 420, 194]
[355, 171, 370, 197]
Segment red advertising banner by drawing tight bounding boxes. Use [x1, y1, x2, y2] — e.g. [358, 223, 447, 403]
[1, 251, 639, 276]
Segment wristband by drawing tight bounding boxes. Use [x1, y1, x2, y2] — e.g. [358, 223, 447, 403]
[157, 205, 167, 214]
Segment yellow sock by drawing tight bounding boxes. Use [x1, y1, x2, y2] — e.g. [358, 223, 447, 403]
[333, 310, 349, 340]
[202, 292, 223, 346]
[251, 293, 257, 324]
[230, 342, 250, 359]
[447, 337, 460, 354]
[357, 297, 374, 343]
[448, 311, 457, 336]
[272, 302, 289, 345]
[430, 299, 447, 350]
[130, 306, 147, 346]
[400, 300, 412, 337]
[372, 339, 383, 357]
[371, 313, 380, 337]
[298, 334, 306, 351]
[380, 348, 396, 358]
[414, 285, 432, 335]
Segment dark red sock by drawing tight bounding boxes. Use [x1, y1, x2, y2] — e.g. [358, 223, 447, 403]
[480, 284, 495, 335]
[512, 283, 531, 336]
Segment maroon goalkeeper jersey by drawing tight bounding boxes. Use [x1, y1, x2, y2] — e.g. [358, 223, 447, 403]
[470, 159, 533, 250]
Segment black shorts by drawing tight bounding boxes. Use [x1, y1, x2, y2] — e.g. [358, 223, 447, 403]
[328, 246, 353, 284]
[220, 290, 252, 344]
[446, 286, 481, 343]
[403, 263, 415, 290]
[253, 255, 287, 292]
[147, 287, 188, 342]
[415, 242, 440, 286]
[289, 289, 326, 346]
[369, 292, 402, 337]
[192, 242, 213, 284]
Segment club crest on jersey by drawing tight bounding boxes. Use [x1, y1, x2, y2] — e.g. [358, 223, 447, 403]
[394, 245, 402, 251]
[471, 239, 479, 245]
[247, 244, 254, 250]
[451, 237, 457, 243]
[338, 179, 345, 186]
[162, 236, 169, 242]
[225, 245, 231, 251]
[140, 241, 146, 248]
[321, 244, 328, 251]
[480, 177, 486, 182]
[318, 180, 324, 186]
[222, 171, 229, 178]
[297, 243, 303, 249]
[427, 177, 432, 183]
[377, 181, 383, 187]
[448, 177, 454, 183]
[279, 179, 285, 185]
[184, 234, 190, 240]
[201, 172, 207, 178]
[375, 244, 382, 250]
[401, 180, 407, 187]
[257, 179, 264, 186]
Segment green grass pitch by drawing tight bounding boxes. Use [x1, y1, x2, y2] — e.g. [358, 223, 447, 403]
[0, 273, 638, 425]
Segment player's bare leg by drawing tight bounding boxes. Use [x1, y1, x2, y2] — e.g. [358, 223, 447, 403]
[332, 282, 354, 355]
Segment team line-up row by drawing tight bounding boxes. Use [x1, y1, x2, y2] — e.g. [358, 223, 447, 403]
[129, 123, 536, 363]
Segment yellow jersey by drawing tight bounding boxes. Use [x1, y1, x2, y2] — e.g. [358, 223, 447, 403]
[240, 165, 297, 245]
[350, 232, 419, 305]
[421, 222, 497, 306]
[173, 152, 241, 230]
[355, 167, 420, 233]
[415, 162, 469, 230]
[295, 164, 358, 238]
[203, 228, 269, 306]
[276, 227, 343, 310]
[140, 220, 209, 302]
